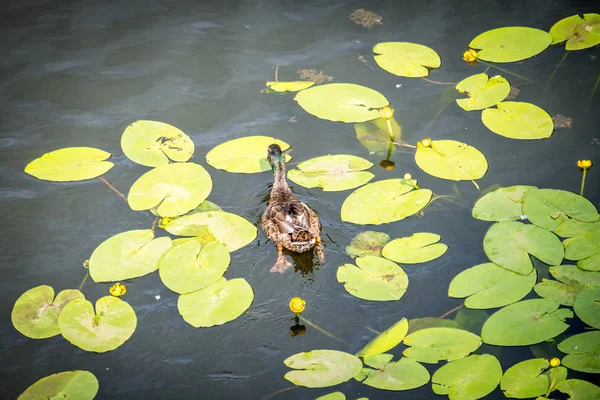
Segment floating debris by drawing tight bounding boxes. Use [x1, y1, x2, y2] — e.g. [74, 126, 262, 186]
[296, 68, 333, 85]
[505, 86, 520, 100]
[552, 114, 572, 129]
[350, 9, 382, 29]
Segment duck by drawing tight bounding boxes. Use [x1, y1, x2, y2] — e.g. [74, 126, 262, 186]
[261, 144, 323, 273]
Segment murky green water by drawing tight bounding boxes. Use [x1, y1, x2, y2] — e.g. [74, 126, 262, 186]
[1, 0, 599, 399]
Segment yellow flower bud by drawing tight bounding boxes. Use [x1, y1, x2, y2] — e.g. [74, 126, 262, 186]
[289, 297, 306, 313]
[550, 358, 561, 367]
[158, 216, 173, 229]
[82, 259, 89, 269]
[463, 49, 478, 63]
[403, 173, 412, 180]
[379, 106, 394, 120]
[578, 160, 592, 170]
[109, 283, 127, 297]
[417, 138, 432, 148]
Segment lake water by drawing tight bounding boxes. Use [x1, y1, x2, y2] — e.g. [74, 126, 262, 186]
[1, 0, 599, 399]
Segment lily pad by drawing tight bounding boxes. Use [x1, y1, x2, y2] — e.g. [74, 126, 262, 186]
[482, 102, 554, 140]
[164, 210, 257, 252]
[573, 286, 600, 329]
[357, 317, 408, 358]
[432, 354, 502, 400]
[554, 379, 600, 399]
[382, 232, 447, 264]
[283, 349, 362, 388]
[58, 296, 137, 353]
[558, 331, 600, 373]
[557, 221, 600, 271]
[455, 73, 510, 111]
[121, 120, 194, 167]
[481, 299, 572, 346]
[337, 256, 408, 301]
[18, 371, 99, 400]
[287, 155, 374, 192]
[521, 189, 599, 231]
[501, 358, 567, 399]
[407, 318, 459, 334]
[341, 179, 432, 225]
[448, 262, 536, 309]
[415, 140, 488, 181]
[178, 277, 254, 328]
[159, 241, 230, 294]
[89, 229, 172, 283]
[549, 264, 600, 286]
[24, 147, 114, 182]
[315, 392, 346, 400]
[356, 356, 430, 390]
[472, 185, 537, 221]
[11, 285, 85, 339]
[265, 80, 315, 93]
[294, 83, 389, 123]
[534, 279, 583, 306]
[205, 136, 291, 173]
[355, 117, 401, 154]
[550, 14, 600, 51]
[469, 27, 552, 62]
[403, 327, 482, 363]
[346, 231, 391, 258]
[373, 42, 441, 77]
[483, 221, 564, 275]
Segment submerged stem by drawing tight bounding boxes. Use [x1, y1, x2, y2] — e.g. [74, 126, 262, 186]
[78, 272, 89, 291]
[478, 60, 536, 85]
[589, 73, 600, 108]
[300, 316, 346, 345]
[471, 180, 480, 190]
[99, 177, 127, 202]
[547, 52, 569, 90]
[580, 169, 587, 196]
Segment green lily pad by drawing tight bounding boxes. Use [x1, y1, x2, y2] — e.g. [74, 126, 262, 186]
[287, 155, 374, 192]
[454, 307, 489, 335]
[549, 264, 600, 286]
[373, 42, 441, 77]
[501, 358, 567, 399]
[24, 147, 114, 182]
[432, 354, 502, 400]
[448, 262, 536, 309]
[455, 73, 510, 111]
[356, 356, 430, 390]
[550, 14, 600, 50]
[346, 231, 391, 258]
[11, 285, 85, 339]
[294, 83, 389, 123]
[357, 317, 408, 358]
[382, 232, 447, 264]
[355, 117, 401, 154]
[89, 229, 172, 283]
[557, 221, 600, 271]
[415, 140, 488, 181]
[178, 277, 254, 328]
[121, 120, 194, 167]
[554, 379, 600, 399]
[573, 286, 600, 329]
[481, 299, 572, 346]
[469, 27, 552, 62]
[483, 221, 564, 275]
[407, 318, 459, 334]
[472, 185, 537, 221]
[159, 241, 230, 294]
[337, 256, 408, 301]
[265, 80, 315, 93]
[205, 136, 291, 173]
[534, 279, 583, 306]
[283, 349, 362, 388]
[315, 392, 346, 400]
[164, 210, 257, 252]
[481, 102, 554, 140]
[558, 331, 600, 373]
[18, 371, 99, 400]
[58, 296, 137, 353]
[341, 179, 432, 225]
[521, 189, 599, 231]
[403, 327, 482, 363]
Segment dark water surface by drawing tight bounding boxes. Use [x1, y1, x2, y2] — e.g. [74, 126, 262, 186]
[1, 0, 599, 399]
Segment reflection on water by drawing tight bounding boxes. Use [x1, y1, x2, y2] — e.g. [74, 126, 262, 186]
[1, 0, 599, 399]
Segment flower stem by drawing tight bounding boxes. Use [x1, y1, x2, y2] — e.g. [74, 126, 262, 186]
[545, 367, 557, 397]
[300, 316, 346, 344]
[78, 271, 89, 291]
[547, 52, 569, 90]
[386, 119, 394, 140]
[581, 169, 587, 196]
[478, 60, 536, 85]
[589, 73, 600, 108]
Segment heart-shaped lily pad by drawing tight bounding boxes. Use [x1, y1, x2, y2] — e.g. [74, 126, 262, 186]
[382, 232, 447, 264]
[356, 356, 430, 391]
[469, 27, 552, 62]
[482, 102, 554, 140]
[403, 327, 482, 363]
[337, 256, 408, 301]
[501, 358, 567, 399]
[265, 80, 315, 93]
[346, 231, 391, 258]
[283, 349, 362, 388]
[472, 185, 537, 221]
[556, 220, 600, 271]
[357, 317, 408, 358]
[455, 73, 510, 111]
[415, 140, 488, 181]
[522, 189, 599, 231]
[287, 155, 374, 192]
[554, 379, 600, 399]
[558, 331, 600, 373]
[373, 42, 441, 77]
[573, 286, 600, 329]
[205, 136, 291, 173]
[24, 147, 114, 182]
[18, 371, 99, 400]
[550, 13, 600, 50]
[432, 354, 502, 400]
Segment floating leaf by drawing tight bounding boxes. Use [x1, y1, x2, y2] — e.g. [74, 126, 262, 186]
[18, 371, 99, 400]
[337, 256, 408, 301]
[534, 279, 583, 306]
[554, 379, 600, 399]
[265, 80, 315, 93]
[448, 262, 536, 309]
[454, 307, 488, 335]
[11, 286, 84, 339]
[469, 27, 552, 62]
[178, 277, 253, 328]
[58, 296, 137, 353]
[557, 221, 600, 271]
[472, 185, 537, 221]
[294, 83, 389, 123]
[455, 73, 510, 111]
[481, 299, 572, 346]
[24, 147, 114, 182]
[558, 331, 600, 373]
[205, 136, 291, 173]
[121, 120, 194, 167]
[407, 318, 459, 334]
[403, 327, 482, 363]
[287, 155, 374, 191]
[549, 14, 600, 50]
[483, 221, 564, 275]
[481, 102, 554, 140]
[372, 42, 441, 77]
[315, 392, 346, 400]
[522, 189, 599, 231]
[283, 350, 362, 388]
[432, 354, 502, 400]
[501, 358, 567, 399]
[164, 210, 257, 252]
[415, 140, 488, 181]
[549, 264, 600, 286]
[355, 118, 401, 154]
[346, 231, 390, 258]
[159, 241, 230, 294]
[573, 286, 600, 329]
[89, 229, 172, 283]
[382, 233, 447, 264]
[341, 179, 432, 225]
[357, 356, 430, 390]
[357, 317, 408, 358]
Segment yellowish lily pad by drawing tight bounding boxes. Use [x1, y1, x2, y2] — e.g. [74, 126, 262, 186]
[265, 80, 315, 93]
[403, 327, 482, 363]
[24, 147, 114, 182]
[205, 136, 291, 173]
[415, 140, 488, 181]
[373, 42, 441, 77]
[18, 371, 99, 400]
[482, 102, 554, 140]
[357, 317, 408, 358]
[287, 154, 374, 192]
[469, 27, 552, 62]
[455, 73, 510, 111]
[550, 14, 600, 50]
[382, 232, 447, 264]
[284, 350, 362, 388]
[472, 185, 537, 221]
[337, 256, 408, 301]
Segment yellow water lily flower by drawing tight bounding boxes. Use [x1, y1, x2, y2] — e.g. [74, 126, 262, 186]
[577, 159, 592, 169]
[550, 357, 561, 367]
[417, 138, 432, 148]
[379, 106, 394, 120]
[158, 216, 173, 229]
[289, 297, 306, 314]
[463, 49, 478, 65]
[82, 259, 89, 269]
[109, 282, 127, 297]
